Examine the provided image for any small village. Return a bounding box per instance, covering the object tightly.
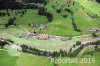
[0,0,100,66]
[18,26,100,41]
[19,28,72,41]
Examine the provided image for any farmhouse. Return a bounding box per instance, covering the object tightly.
[40,24,48,30]
[87,13,99,18]
[37,34,49,40]
[90,27,100,32]
[60,37,71,41]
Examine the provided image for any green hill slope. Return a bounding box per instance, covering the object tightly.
[0,0,100,37]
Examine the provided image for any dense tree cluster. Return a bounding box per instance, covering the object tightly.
[73,41,82,48]
[92,33,97,37]
[5,17,16,27]
[83,40,100,55]
[21,44,68,57]
[0,40,7,48]
[0,12,6,17]
[3,9,28,27]
[71,16,81,32]
[0,1,38,9]
[56,9,61,13]
[0,0,47,4]
[96,0,100,3]
[1,37,99,58]
[62,14,67,18]
[69,44,84,57]
[25,4,38,9]
[70,40,100,57]
[0,0,16,2]
[0,0,48,9]
[4,38,14,43]
[86,40,100,45]
[64,8,81,32]
[65,8,73,15]
[38,7,53,22]
[22,0,47,4]
[20,41,83,57]
[0,2,23,9]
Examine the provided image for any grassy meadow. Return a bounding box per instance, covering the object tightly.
[0,0,100,66]
[0,45,53,66]
[1,45,100,66]
[0,0,100,36]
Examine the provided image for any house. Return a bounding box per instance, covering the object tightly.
[40,24,48,30]
[37,34,49,40]
[90,27,100,32]
[60,37,71,41]
[90,27,97,32]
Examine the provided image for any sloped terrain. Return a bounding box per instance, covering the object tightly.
[0,0,100,66]
[0,0,100,36]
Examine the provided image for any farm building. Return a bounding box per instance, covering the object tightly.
[37,34,49,40]
[90,27,100,32]
[60,37,71,41]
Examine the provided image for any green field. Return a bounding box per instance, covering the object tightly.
[58,48,100,66]
[0,0,100,66]
[0,45,53,66]
[0,50,53,66]
[0,45,100,66]
[0,0,100,36]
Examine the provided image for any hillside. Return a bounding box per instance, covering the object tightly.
[0,0,100,66]
[0,0,100,36]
